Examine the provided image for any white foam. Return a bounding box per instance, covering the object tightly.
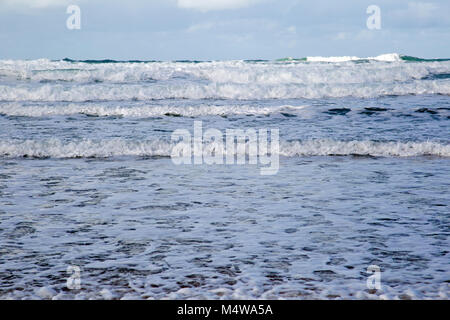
[0,55,448,86]
[1,56,449,100]
[0,79,448,101]
[1,138,448,158]
[0,138,173,158]
[35,287,56,299]
[306,53,402,63]
[0,103,307,117]
[280,140,450,157]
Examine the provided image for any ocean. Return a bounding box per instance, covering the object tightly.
[0,53,449,299]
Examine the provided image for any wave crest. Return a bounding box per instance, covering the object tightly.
[0,103,307,117]
[1,54,449,100]
[0,80,448,101]
[1,139,448,159]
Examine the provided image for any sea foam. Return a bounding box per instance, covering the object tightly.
[0,103,307,117]
[0,79,448,101]
[1,55,449,100]
[1,139,448,158]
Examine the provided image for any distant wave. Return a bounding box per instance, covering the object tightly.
[1,54,449,100]
[1,138,449,158]
[305,53,402,63]
[60,54,450,64]
[304,54,450,63]
[61,58,161,64]
[0,54,447,67]
[400,55,450,62]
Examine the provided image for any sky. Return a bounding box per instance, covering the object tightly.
[0,0,449,60]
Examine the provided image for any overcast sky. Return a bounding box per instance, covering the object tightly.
[0,0,449,60]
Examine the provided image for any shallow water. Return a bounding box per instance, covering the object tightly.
[0,57,449,299]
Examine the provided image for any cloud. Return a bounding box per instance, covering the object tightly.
[388,1,450,27]
[185,22,215,33]
[184,18,278,34]
[177,0,261,12]
[398,2,438,21]
[0,0,70,8]
[333,32,348,41]
[405,2,438,20]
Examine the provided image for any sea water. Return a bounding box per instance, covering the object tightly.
[0,54,449,299]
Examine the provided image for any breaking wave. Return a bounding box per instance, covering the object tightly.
[0,80,448,101]
[305,53,402,63]
[0,56,448,84]
[1,54,449,100]
[0,103,307,117]
[1,138,448,159]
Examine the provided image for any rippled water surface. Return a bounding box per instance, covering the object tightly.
[0,56,449,299]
